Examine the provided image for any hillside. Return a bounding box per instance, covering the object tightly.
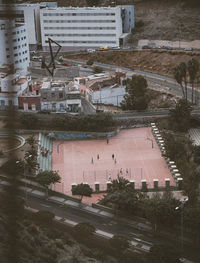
[68,50,200,78]
[132,0,200,41]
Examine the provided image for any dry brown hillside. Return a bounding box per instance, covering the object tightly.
[68,50,200,77]
[132,0,200,41]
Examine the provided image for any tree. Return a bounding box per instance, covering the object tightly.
[100,176,143,214]
[169,99,192,132]
[179,62,188,100]
[187,58,199,104]
[26,135,37,147]
[93,66,103,74]
[87,58,94,65]
[149,244,180,263]
[120,75,148,110]
[173,66,185,98]
[19,113,38,129]
[86,0,100,7]
[74,222,95,239]
[72,183,93,201]
[35,170,61,197]
[109,234,130,254]
[144,192,180,232]
[34,210,55,226]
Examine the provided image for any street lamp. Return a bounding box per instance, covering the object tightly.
[16,154,32,202]
[175,197,189,256]
[146,137,154,148]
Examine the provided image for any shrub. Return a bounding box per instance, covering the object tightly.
[34,210,55,226]
[74,222,95,239]
[109,234,130,252]
[86,58,94,65]
[93,66,103,74]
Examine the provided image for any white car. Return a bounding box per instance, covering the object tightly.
[87,49,96,53]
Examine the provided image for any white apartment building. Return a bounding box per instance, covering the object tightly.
[0,3,41,49]
[40,5,134,51]
[0,20,30,73]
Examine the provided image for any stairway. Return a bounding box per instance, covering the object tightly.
[38,133,53,171]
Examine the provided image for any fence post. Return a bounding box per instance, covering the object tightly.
[165,178,170,188]
[177,177,183,190]
[95,182,100,192]
[129,180,135,190]
[107,181,112,191]
[153,179,158,190]
[71,183,77,191]
[141,179,147,191]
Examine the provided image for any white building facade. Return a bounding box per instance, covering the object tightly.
[0,72,29,109]
[0,4,41,50]
[40,5,134,51]
[0,20,30,73]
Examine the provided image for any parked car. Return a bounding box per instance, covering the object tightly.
[184,47,193,51]
[112,46,120,50]
[142,45,150,49]
[87,49,96,53]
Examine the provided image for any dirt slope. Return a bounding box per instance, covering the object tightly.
[69,50,200,77]
[130,0,200,41]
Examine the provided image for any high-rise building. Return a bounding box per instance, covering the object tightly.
[0,19,30,73]
[40,5,134,51]
[0,3,41,50]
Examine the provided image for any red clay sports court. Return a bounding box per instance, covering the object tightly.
[52,128,175,202]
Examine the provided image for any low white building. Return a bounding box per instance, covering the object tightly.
[0,71,29,108]
[40,5,134,51]
[0,19,30,73]
[40,81,81,113]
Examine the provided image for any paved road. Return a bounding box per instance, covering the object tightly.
[26,195,199,262]
[114,108,200,119]
[27,195,154,247]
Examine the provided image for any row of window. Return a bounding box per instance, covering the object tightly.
[13,45,27,50]
[15,57,28,64]
[43,20,115,23]
[45,40,116,44]
[14,50,27,56]
[44,33,116,37]
[5,29,26,36]
[12,36,26,42]
[43,12,116,16]
[44,26,116,30]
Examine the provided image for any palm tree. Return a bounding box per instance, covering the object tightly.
[173,66,185,98]
[179,62,188,101]
[187,58,199,104]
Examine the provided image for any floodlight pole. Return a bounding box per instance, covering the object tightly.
[175,197,188,257]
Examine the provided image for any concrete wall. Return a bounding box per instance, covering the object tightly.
[92,86,126,107]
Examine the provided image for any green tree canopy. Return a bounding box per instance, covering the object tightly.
[72,183,93,201]
[86,0,100,7]
[149,243,180,263]
[169,99,192,132]
[187,58,199,103]
[74,222,95,239]
[109,234,130,253]
[35,170,61,196]
[121,75,148,110]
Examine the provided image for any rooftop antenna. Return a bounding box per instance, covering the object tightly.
[42,38,62,77]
